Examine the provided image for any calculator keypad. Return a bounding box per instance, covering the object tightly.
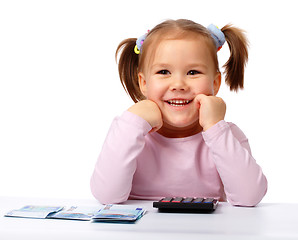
[153,197,218,213]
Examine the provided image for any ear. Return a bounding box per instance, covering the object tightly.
[213,72,221,96]
[138,72,148,98]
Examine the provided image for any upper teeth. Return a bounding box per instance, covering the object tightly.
[167,99,190,105]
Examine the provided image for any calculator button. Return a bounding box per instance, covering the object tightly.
[182,197,194,203]
[172,197,184,203]
[204,198,214,203]
[160,197,173,202]
[193,198,204,203]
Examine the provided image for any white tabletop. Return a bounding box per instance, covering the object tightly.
[1,196,297,240]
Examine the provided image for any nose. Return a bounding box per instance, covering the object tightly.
[170,75,187,91]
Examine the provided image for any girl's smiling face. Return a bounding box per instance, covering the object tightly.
[138,36,221,137]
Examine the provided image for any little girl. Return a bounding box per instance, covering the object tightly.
[90,19,267,206]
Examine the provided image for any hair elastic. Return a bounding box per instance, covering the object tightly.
[134,31,149,55]
[207,24,226,51]
[134,26,224,54]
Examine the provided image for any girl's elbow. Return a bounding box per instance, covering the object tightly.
[245,176,268,207]
[229,184,268,207]
[90,179,129,204]
[230,196,262,207]
[94,193,128,205]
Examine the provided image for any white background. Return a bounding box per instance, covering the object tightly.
[0,0,297,202]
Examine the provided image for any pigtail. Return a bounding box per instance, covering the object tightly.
[221,24,249,91]
[116,38,144,103]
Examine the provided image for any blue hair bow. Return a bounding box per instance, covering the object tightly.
[134,31,149,54]
[207,24,226,51]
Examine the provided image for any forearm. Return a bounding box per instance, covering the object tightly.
[90,111,152,204]
[203,120,267,206]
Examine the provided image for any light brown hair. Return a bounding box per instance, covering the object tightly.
[116,19,248,103]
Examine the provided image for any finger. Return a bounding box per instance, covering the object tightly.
[194,94,208,105]
[148,123,163,134]
[148,128,157,134]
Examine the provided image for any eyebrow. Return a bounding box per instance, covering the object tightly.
[151,63,171,69]
[186,63,208,70]
[151,63,208,70]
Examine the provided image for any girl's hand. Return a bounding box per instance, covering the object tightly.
[128,100,163,133]
[195,94,226,131]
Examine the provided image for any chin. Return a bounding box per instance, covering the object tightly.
[164,118,199,129]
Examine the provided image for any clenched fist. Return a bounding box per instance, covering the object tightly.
[195,94,226,131]
[128,100,163,133]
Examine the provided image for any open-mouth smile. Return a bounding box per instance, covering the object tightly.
[165,99,193,107]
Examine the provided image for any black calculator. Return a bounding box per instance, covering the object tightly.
[153,197,219,213]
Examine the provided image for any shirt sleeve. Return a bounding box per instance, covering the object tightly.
[202,120,268,206]
[90,111,152,204]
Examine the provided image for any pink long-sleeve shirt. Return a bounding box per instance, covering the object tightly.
[90,111,267,206]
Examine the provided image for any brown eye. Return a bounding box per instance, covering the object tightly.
[157,70,170,75]
[187,70,201,75]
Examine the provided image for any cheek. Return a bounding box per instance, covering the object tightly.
[193,80,215,95]
[146,81,165,100]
